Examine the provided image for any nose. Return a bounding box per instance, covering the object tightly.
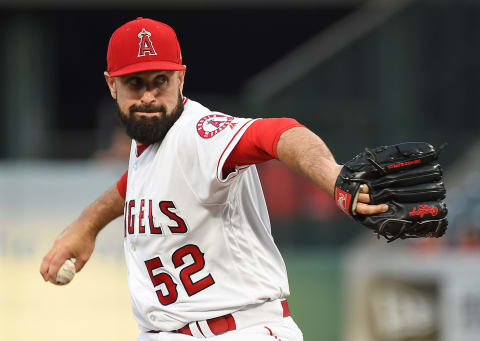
[140,90,156,105]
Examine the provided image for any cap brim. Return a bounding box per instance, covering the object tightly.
[109,61,186,76]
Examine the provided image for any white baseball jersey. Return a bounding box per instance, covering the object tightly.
[123,98,290,333]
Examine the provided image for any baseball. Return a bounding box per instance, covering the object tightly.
[55,258,76,285]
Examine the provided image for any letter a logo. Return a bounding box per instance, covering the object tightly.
[137,28,157,57]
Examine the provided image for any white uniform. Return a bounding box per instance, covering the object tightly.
[124,98,302,340]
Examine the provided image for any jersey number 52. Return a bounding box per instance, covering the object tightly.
[144,244,215,305]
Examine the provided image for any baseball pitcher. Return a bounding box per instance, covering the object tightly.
[40,17,447,341]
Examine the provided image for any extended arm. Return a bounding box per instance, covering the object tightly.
[40,185,125,284]
[224,119,387,215]
[276,126,387,215]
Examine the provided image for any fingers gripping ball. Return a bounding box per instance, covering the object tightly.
[334,142,448,242]
[55,258,76,285]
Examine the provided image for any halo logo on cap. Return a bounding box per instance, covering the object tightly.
[137,28,157,57]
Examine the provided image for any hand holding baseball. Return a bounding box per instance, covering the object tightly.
[40,186,124,285]
[40,222,96,285]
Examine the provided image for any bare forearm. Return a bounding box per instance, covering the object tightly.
[40,185,125,283]
[72,185,125,237]
[276,127,342,197]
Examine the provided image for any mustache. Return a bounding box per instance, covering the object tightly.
[129,104,167,115]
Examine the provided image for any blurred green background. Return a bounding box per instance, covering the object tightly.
[285,250,342,341]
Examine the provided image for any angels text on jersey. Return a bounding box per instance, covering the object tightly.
[123,198,188,236]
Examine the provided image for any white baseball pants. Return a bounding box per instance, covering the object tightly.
[137,316,303,341]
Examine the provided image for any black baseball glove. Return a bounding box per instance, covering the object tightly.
[334,142,448,242]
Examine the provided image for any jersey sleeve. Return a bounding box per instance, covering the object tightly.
[214,117,259,182]
[175,111,256,190]
[173,102,303,204]
[222,118,304,177]
[116,170,128,199]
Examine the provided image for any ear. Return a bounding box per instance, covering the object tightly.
[177,70,186,95]
[104,71,117,99]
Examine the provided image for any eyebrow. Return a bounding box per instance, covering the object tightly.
[122,71,172,81]
[121,75,142,83]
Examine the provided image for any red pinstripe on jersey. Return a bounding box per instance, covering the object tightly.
[216,119,255,181]
[264,326,282,340]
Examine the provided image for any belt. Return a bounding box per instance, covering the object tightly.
[149,299,290,338]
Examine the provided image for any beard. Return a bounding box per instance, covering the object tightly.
[116,91,184,145]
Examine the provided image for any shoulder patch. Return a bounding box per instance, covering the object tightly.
[197,114,234,139]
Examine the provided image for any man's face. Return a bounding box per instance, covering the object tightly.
[104,70,185,144]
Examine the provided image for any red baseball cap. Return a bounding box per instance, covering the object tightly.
[107,17,186,76]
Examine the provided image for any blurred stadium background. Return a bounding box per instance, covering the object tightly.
[1,0,480,340]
